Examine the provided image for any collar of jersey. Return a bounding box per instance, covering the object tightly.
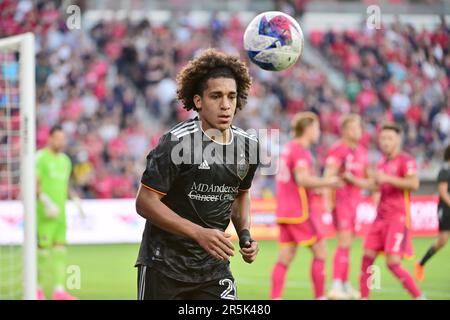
[195,117,234,146]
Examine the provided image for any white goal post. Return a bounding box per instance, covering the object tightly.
[0,32,37,300]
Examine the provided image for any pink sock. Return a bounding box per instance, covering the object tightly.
[271,262,287,299]
[387,263,422,299]
[333,247,350,282]
[311,258,325,299]
[359,255,375,299]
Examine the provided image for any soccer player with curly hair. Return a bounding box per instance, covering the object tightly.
[135,49,260,300]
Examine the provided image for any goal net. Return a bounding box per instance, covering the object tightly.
[0,33,37,300]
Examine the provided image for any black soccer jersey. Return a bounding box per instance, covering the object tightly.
[136,117,260,283]
[438,163,450,209]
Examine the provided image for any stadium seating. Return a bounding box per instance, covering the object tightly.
[1,0,448,199]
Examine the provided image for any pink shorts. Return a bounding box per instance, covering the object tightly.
[363,219,413,257]
[278,219,323,247]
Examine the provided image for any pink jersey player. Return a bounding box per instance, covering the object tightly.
[326,140,368,232]
[360,124,423,300]
[325,115,371,300]
[271,112,340,300]
[276,140,323,245]
[364,152,416,257]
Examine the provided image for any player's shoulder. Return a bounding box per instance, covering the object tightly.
[166,118,200,140]
[61,152,71,163]
[36,148,47,159]
[356,143,368,153]
[288,140,310,159]
[231,125,258,143]
[331,140,345,150]
[398,151,415,163]
[154,118,200,150]
[36,147,51,162]
[377,154,387,166]
[327,140,346,155]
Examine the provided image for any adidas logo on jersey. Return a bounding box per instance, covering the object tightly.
[198,160,210,170]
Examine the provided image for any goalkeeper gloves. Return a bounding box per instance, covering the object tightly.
[72,196,86,219]
[39,192,59,218]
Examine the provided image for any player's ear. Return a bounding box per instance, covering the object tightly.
[193,94,202,111]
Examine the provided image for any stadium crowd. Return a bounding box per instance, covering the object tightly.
[0,0,449,199]
[311,18,449,167]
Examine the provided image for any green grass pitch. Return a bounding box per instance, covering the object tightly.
[1,238,449,299]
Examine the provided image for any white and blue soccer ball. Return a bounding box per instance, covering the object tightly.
[243,11,304,71]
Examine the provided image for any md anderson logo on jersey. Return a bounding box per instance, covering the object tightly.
[188,182,239,202]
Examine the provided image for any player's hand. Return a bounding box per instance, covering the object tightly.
[326,176,343,188]
[366,179,379,192]
[45,204,60,219]
[374,171,390,184]
[239,240,259,264]
[39,192,60,219]
[73,196,86,220]
[342,171,354,183]
[195,228,235,261]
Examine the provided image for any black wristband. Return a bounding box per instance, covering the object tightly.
[238,229,254,248]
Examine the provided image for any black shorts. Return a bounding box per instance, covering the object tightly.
[137,265,237,300]
[438,205,450,231]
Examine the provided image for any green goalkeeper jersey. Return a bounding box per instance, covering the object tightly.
[36,148,72,216]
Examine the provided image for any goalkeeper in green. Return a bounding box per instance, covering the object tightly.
[36,125,84,300]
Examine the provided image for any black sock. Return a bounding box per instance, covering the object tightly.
[419,246,436,266]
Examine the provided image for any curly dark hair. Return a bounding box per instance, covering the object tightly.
[176,48,252,112]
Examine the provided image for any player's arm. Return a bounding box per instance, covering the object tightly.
[69,187,86,218]
[136,185,234,261]
[323,160,340,212]
[438,182,450,207]
[343,166,377,191]
[295,165,341,189]
[376,157,419,191]
[372,190,381,206]
[67,159,86,218]
[437,169,450,207]
[231,190,259,264]
[375,172,420,191]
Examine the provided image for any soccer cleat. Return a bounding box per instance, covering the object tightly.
[327,287,349,300]
[414,262,425,282]
[344,284,361,300]
[37,289,46,300]
[52,291,78,300]
[416,294,427,300]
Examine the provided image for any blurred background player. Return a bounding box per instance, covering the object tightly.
[324,114,371,300]
[36,125,84,300]
[415,144,450,281]
[359,123,424,300]
[270,112,341,300]
[134,49,260,300]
